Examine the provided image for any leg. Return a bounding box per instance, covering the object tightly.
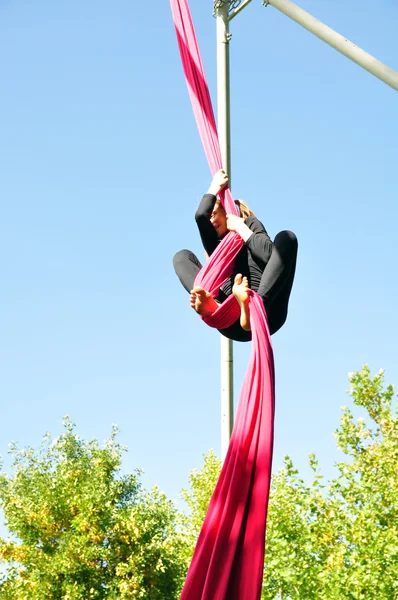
[257,231,298,335]
[173,250,219,317]
[173,251,252,342]
[173,249,202,293]
[232,274,251,331]
[189,287,219,318]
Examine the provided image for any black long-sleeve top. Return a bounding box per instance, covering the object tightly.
[195,193,273,302]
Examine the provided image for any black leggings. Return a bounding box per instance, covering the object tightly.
[173,230,298,341]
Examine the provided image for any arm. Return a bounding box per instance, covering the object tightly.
[244,217,273,266]
[227,214,273,266]
[195,193,219,256]
[195,169,229,256]
[225,214,254,242]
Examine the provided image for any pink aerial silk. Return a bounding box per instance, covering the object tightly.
[170,2,275,599]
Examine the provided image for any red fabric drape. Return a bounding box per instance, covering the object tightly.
[170,2,275,598]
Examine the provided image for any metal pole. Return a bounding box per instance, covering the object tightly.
[216,2,234,460]
[228,0,253,22]
[264,0,398,92]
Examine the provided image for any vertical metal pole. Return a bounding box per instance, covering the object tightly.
[216,3,234,460]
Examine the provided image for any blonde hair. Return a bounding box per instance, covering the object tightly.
[234,199,255,219]
[215,198,256,219]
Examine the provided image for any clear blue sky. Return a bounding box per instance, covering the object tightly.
[1,0,397,524]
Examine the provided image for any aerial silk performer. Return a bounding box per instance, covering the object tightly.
[173,169,297,341]
[170,1,298,598]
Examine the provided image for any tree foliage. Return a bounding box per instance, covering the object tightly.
[179,449,221,560]
[0,418,187,599]
[262,365,398,599]
[0,366,397,599]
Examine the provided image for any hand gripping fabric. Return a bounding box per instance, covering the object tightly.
[170,2,275,598]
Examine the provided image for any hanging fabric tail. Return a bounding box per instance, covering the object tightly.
[182,293,274,600]
[170,1,276,599]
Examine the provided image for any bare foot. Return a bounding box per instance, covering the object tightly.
[232,274,251,331]
[190,286,219,317]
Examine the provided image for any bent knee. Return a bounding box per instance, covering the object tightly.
[173,249,191,269]
[274,230,298,250]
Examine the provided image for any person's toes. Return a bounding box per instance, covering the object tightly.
[192,286,205,296]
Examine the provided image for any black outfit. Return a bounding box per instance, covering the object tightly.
[173,193,298,341]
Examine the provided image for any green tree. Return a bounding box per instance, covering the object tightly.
[180,449,221,560]
[174,366,398,599]
[1,366,397,599]
[262,365,398,599]
[0,418,188,599]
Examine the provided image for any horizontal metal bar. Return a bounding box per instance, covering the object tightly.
[228,0,253,22]
[265,0,398,92]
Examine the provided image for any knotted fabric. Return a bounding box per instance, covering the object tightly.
[170,2,275,598]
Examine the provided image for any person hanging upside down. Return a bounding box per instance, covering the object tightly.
[173,169,298,341]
